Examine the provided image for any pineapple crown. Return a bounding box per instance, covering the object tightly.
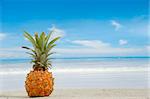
[22,31,60,69]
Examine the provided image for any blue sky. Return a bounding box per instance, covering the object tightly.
[0,0,149,58]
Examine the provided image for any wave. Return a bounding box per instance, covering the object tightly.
[0,67,149,75]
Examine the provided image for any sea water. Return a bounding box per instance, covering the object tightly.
[0,57,149,91]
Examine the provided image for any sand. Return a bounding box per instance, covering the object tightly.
[0,89,149,99]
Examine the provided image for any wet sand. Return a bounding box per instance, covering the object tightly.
[0,89,149,99]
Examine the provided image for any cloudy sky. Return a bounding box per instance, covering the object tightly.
[0,0,149,58]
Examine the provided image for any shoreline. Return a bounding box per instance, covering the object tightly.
[0,88,149,99]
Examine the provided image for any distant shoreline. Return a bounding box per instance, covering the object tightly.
[0,56,149,64]
[1,56,150,60]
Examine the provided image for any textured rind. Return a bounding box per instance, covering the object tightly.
[25,70,54,97]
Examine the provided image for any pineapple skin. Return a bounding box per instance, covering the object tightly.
[25,70,54,97]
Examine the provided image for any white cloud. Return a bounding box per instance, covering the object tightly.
[0,40,149,58]
[54,40,147,57]
[72,40,110,48]
[54,47,144,57]
[147,45,150,50]
[48,25,65,39]
[119,39,128,45]
[110,20,122,31]
[0,47,28,58]
[146,45,150,55]
[0,33,6,40]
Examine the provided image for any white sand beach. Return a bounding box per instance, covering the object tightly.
[0,58,149,99]
[0,89,149,99]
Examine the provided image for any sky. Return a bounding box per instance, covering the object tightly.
[0,0,149,58]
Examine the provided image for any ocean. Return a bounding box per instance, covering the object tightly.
[0,57,149,91]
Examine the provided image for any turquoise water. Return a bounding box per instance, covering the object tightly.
[0,57,149,91]
[0,56,149,64]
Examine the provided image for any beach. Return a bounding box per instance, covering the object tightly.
[0,89,149,99]
[0,58,149,98]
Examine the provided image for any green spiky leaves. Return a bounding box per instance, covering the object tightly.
[22,31,60,69]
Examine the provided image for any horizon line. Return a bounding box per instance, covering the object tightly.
[0,56,150,60]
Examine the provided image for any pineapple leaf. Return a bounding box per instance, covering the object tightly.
[40,32,46,51]
[22,46,37,55]
[47,37,60,49]
[37,62,44,67]
[24,31,37,48]
[40,53,46,63]
[34,33,42,50]
[35,48,41,58]
[26,52,36,58]
[46,44,56,54]
[31,60,36,63]
[44,31,52,50]
[22,31,60,69]
[47,52,56,57]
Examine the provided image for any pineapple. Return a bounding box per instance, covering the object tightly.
[22,31,60,97]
